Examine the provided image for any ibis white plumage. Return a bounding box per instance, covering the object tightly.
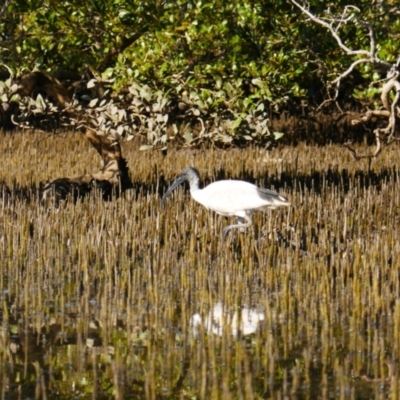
[162,167,290,236]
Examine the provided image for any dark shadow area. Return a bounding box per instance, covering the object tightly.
[1,163,397,208]
[41,157,134,206]
[209,164,398,196]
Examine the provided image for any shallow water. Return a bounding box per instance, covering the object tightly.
[0,132,399,398]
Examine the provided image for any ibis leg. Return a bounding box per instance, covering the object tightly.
[222,215,253,238]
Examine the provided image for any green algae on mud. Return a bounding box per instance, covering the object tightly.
[0,131,399,399]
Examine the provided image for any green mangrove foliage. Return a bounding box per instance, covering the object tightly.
[1,0,400,147]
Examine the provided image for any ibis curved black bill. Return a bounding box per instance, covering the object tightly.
[161,175,186,206]
[162,167,201,206]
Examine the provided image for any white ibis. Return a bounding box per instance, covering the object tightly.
[190,303,265,337]
[162,167,290,237]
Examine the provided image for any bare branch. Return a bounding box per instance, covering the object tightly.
[292,0,400,160]
[291,1,389,103]
[333,5,360,31]
[291,1,392,69]
[316,60,372,110]
[331,57,371,92]
[346,75,400,159]
[291,0,370,57]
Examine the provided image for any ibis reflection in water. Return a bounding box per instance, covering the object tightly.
[162,167,290,237]
[190,303,265,337]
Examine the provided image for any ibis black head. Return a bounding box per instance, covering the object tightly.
[161,167,201,206]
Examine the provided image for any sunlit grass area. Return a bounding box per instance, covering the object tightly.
[0,130,400,399]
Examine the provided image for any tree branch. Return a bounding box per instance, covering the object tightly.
[291,1,370,57]
[291,1,392,70]
[292,0,400,160]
